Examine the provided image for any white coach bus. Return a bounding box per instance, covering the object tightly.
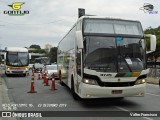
[4,47,30,76]
[57,16,156,99]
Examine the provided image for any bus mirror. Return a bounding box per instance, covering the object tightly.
[145,34,156,54]
[76,31,83,49]
[29,53,31,59]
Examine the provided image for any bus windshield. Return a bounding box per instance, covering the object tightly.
[84,36,146,72]
[6,52,29,66]
[84,19,143,36]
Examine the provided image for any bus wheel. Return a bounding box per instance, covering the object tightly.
[59,72,64,86]
[23,74,26,77]
[5,72,9,77]
[71,79,79,100]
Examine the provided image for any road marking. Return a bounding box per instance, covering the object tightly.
[115,106,154,120]
[115,106,128,111]
[146,93,160,97]
[142,117,155,120]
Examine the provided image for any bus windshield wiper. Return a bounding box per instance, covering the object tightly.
[18,59,24,66]
[120,54,132,72]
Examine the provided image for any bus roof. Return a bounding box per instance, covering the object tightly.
[78,16,140,23]
[58,16,141,45]
[5,47,28,52]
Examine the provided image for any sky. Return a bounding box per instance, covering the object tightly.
[0,0,159,49]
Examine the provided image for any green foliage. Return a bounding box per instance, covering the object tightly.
[48,47,57,63]
[144,26,160,60]
[29,44,41,49]
[29,49,47,54]
[28,44,48,63]
[144,26,160,51]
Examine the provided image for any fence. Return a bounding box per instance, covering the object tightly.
[147,68,160,78]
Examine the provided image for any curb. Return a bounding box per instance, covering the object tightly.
[146,82,159,85]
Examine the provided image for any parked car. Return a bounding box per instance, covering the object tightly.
[43,64,58,79]
[34,63,44,73]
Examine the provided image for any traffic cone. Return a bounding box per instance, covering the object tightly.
[37,72,41,80]
[51,73,56,90]
[28,71,37,93]
[43,73,46,84]
[44,77,50,86]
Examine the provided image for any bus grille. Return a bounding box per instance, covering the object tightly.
[101,81,135,87]
[12,71,24,74]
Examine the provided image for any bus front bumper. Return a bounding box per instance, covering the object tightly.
[79,83,146,98]
[5,70,29,75]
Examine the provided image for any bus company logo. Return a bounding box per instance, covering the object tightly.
[100,74,112,77]
[4,2,29,16]
[139,3,158,14]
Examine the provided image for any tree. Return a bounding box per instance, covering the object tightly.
[49,47,57,63]
[144,26,160,60]
[29,44,41,49]
[144,26,160,50]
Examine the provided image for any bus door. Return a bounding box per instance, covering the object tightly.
[76,49,83,91]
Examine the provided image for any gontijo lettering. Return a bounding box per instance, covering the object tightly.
[4,2,29,16]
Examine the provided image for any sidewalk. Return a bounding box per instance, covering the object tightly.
[0,69,17,120]
[146,77,160,85]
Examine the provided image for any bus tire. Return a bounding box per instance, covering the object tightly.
[59,71,64,86]
[71,78,79,100]
[23,74,26,77]
[115,97,124,100]
[5,72,9,77]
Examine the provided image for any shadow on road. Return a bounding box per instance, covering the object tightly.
[78,98,138,108]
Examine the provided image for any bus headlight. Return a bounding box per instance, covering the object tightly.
[135,79,146,85]
[83,78,98,85]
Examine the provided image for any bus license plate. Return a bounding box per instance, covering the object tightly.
[112,90,122,94]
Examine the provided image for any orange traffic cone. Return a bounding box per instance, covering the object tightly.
[51,73,56,90]
[37,72,41,80]
[28,71,37,93]
[44,77,50,86]
[43,73,46,84]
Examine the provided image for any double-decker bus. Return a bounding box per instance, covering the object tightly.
[4,47,30,76]
[35,57,51,65]
[57,16,156,99]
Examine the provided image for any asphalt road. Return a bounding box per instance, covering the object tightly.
[1,71,160,120]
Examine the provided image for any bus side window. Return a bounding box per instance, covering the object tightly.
[76,52,81,76]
